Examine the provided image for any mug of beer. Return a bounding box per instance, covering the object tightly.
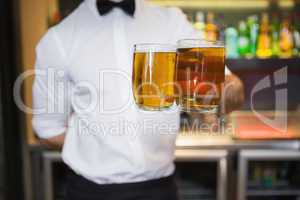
[132,44,176,110]
[175,39,225,113]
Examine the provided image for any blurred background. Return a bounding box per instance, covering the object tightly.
[1,0,300,200]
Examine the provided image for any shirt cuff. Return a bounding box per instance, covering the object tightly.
[32,118,67,139]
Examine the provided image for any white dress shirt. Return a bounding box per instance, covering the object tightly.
[32,0,219,184]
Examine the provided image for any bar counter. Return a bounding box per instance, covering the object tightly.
[176,134,300,150]
[28,111,300,200]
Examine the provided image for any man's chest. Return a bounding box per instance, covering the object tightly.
[67,21,174,84]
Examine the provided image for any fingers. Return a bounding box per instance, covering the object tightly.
[221,74,245,114]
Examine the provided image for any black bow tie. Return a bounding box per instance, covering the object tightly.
[97,0,135,17]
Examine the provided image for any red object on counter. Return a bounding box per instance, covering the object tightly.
[232,112,300,140]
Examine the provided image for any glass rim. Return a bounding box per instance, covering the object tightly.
[134,43,177,53]
[177,39,224,48]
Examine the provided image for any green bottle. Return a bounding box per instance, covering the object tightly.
[225,27,239,58]
[238,21,250,58]
[193,11,206,39]
[293,30,300,57]
[247,15,259,58]
[292,12,300,57]
[271,12,280,57]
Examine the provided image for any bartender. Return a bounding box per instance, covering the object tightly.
[32,0,244,199]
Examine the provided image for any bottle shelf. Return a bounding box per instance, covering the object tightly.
[149,0,294,10]
[226,57,300,70]
[238,150,300,200]
[247,188,300,196]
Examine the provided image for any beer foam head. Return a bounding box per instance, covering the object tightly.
[177,39,224,49]
[134,43,177,53]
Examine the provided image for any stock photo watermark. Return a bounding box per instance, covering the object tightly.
[13,66,289,137]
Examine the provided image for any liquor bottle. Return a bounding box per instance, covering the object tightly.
[253,163,263,185]
[217,14,226,41]
[293,29,300,57]
[278,162,290,184]
[262,165,276,188]
[271,12,280,57]
[225,27,239,58]
[256,13,272,58]
[187,13,194,25]
[194,11,205,39]
[292,12,300,57]
[48,0,61,27]
[247,15,259,58]
[205,12,218,42]
[279,16,294,58]
[237,21,250,58]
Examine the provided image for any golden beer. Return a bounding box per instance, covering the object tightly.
[132,44,176,110]
[176,40,225,112]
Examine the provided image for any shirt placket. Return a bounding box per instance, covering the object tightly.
[112,10,146,174]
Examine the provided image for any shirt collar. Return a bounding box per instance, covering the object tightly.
[85,0,145,19]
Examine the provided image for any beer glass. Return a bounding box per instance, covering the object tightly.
[175,39,225,113]
[132,44,176,110]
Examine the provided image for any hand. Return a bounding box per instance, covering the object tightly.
[221,74,245,114]
[40,134,65,150]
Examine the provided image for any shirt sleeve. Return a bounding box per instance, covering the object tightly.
[225,65,232,75]
[32,28,73,139]
[169,7,198,42]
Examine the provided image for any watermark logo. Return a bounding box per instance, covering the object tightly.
[13,66,289,137]
[250,67,288,133]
